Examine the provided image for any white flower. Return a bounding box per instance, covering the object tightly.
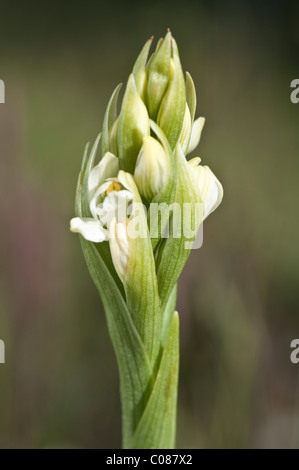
[70,154,133,243]
[189,158,223,220]
[88,151,119,198]
[187,117,205,154]
[90,182,132,226]
[134,136,170,201]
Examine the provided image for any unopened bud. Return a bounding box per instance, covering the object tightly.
[157,38,186,149]
[146,31,172,120]
[190,162,223,220]
[134,136,170,201]
[117,74,150,174]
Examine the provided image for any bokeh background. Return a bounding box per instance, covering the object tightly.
[0,0,299,448]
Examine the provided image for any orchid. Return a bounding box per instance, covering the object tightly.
[70,31,223,449]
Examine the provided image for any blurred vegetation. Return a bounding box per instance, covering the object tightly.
[0,0,299,448]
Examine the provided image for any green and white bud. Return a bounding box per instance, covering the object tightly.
[189,159,223,220]
[117,74,150,174]
[134,135,171,201]
[157,38,186,149]
[146,31,171,120]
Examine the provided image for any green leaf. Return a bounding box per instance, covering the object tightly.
[186,72,196,124]
[130,312,179,449]
[133,38,152,100]
[75,142,90,216]
[156,144,203,310]
[101,83,122,157]
[79,237,154,449]
[117,172,162,370]
[76,143,155,447]
[161,284,177,348]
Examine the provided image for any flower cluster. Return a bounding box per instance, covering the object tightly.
[71,31,223,264]
[70,31,223,449]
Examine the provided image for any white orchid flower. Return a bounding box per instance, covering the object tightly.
[71,32,224,450]
[70,153,133,243]
[189,157,223,220]
[88,151,119,198]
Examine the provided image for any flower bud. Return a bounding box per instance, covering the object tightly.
[157,38,186,149]
[109,218,130,283]
[117,74,150,174]
[134,136,171,201]
[189,162,223,220]
[146,31,171,120]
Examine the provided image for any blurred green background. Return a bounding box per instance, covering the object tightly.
[0,0,299,448]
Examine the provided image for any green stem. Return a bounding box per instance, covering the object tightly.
[129,312,180,449]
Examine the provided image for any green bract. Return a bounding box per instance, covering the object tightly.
[70,31,223,449]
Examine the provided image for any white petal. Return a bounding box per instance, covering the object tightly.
[98,190,133,227]
[117,170,135,193]
[109,218,130,283]
[89,181,115,219]
[192,165,223,220]
[70,217,107,242]
[88,152,119,198]
[188,157,201,167]
[187,117,205,154]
